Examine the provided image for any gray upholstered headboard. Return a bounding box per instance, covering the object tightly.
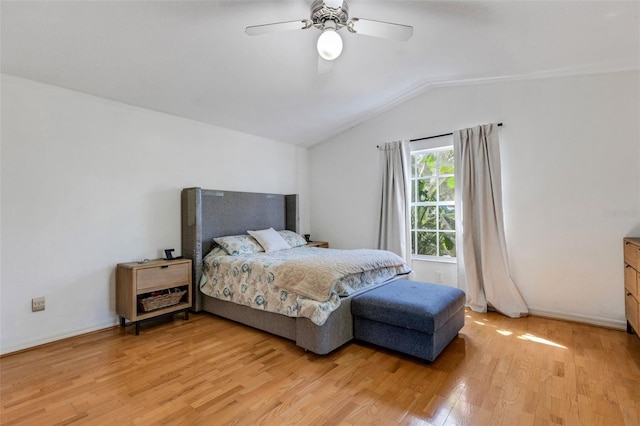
[181,187,299,311]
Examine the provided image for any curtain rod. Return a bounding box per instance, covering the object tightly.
[410,122,503,143]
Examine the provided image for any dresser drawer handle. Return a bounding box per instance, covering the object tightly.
[161,265,169,269]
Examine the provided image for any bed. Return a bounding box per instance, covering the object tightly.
[181,187,411,354]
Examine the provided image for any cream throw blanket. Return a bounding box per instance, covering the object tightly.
[277,249,407,302]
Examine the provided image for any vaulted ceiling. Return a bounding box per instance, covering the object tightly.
[2,1,638,146]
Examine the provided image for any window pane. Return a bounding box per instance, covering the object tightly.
[413,206,421,229]
[411,180,415,203]
[437,150,454,174]
[410,206,415,228]
[439,232,456,257]
[416,153,436,177]
[411,231,416,254]
[416,231,437,256]
[412,153,422,177]
[438,206,455,230]
[439,176,455,201]
[417,178,437,202]
[416,206,436,229]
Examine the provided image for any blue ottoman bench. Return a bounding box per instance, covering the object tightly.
[351,280,465,362]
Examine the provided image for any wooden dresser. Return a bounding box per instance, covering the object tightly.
[624,237,640,337]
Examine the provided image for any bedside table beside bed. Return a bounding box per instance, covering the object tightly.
[116,258,192,335]
[306,241,329,248]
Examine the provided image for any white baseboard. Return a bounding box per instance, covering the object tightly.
[527,306,627,331]
[1,320,119,356]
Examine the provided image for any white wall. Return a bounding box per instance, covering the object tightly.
[0,75,310,354]
[309,71,640,328]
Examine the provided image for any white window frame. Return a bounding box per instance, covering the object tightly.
[409,137,456,263]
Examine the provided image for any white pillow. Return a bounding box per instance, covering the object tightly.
[248,228,291,252]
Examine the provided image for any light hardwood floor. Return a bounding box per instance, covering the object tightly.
[2,309,639,425]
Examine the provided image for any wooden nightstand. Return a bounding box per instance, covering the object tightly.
[307,241,329,248]
[116,258,192,335]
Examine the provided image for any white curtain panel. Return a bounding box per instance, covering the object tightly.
[377,140,411,263]
[454,124,528,318]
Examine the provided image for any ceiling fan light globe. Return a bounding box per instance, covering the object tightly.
[317,29,343,61]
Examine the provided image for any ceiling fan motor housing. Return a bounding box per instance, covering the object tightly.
[311,0,349,28]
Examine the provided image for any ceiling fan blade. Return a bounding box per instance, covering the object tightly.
[318,55,333,74]
[245,19,311,36]
[347,18,413,41]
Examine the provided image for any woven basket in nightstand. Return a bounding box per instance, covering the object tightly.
[138,289,186,312]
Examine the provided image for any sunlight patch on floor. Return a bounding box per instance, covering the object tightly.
[517,333,567,349]
[467,311,567,349]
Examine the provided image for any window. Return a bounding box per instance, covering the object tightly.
[410,146,456,259]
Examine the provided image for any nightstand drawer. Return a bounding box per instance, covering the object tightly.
[626,291,639,334]
[624,264,638,298]
[137,262,190,292]
[625,240,639,269]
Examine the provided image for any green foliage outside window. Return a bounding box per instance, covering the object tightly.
[410,148,456,258]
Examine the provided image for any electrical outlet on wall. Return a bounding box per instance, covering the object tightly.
[32,297,45,312]
[435,271,444,283]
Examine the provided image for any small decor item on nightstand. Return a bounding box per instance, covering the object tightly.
[139,288,187,312]
[304,234,311,242]
[164,248,183,260]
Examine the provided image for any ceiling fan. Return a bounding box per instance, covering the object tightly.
[245,0,413,63]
